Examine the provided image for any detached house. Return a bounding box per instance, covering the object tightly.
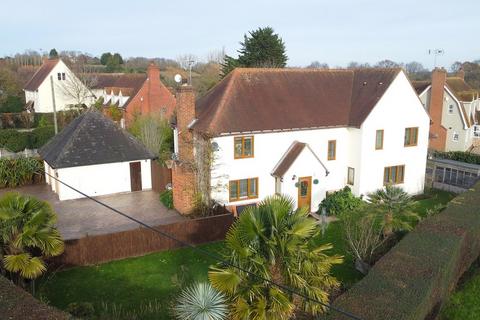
[90,63,176,126]
[24,58,94,113]
[172,68,430,214]
[39,110,155,200]
[412,69,480,152]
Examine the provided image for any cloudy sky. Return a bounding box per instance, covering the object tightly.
[1,0,478,69]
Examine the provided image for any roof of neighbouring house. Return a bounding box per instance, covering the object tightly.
[192,68,402,135]
[412,77,479,102]
[271,141,306,177]
[23,59,60,91]
[89,73,146,91]
[39,109,155,169]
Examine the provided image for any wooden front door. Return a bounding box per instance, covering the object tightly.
[297,176,312,212]
[130,162,142,192]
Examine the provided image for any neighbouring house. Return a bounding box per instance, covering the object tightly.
[90,63,176,126]
[412,68,480,152]
[39,109,155,200]
[171,68,430,215]
[24,58,95,113]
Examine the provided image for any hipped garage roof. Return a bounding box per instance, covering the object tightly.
[39,110,155,169]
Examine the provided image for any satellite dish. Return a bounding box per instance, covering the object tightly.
[174,74,182,83]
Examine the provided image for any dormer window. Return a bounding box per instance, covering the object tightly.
[234,136,254,159]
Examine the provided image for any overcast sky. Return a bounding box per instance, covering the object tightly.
[1,0,478,69]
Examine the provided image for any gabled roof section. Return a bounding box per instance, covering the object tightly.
[446,77,478,102]
[193,68,401,135]
[271,141,306,178]
[89,73,146,91]
[39,109,155,169]
[411,80,431,96]
[24,59,60,91]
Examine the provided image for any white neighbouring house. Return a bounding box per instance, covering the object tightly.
[172,68,430,215]
[24,58,95,113]
[39,110,155,200]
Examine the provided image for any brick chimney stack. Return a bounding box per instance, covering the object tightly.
[429,68,448,151]
[172,85,197,215]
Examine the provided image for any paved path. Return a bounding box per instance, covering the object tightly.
[0,185,186,240]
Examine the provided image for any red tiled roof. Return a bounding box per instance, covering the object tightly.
[193,68,401,135]
[24,59,59,91]
[88,73,146,91]
[272,141,306,177]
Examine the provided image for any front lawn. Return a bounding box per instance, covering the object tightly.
[38,189,455,319]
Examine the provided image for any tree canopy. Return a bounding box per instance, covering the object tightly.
[221,27,288,78]
[49,48,58,59]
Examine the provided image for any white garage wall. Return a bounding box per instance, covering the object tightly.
[53,159,152,201]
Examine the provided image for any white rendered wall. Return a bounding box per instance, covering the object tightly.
[33,60,94,113]
[358,71,430,196]
[208,71,429,209]
[53,159,152,201]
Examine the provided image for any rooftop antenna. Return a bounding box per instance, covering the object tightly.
[428,49,444,68]
[186,60,195,85]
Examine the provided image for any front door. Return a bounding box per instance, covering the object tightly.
[130,162,142,192]
[297,176,312,212]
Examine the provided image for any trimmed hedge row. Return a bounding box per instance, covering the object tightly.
[433,150,480,165]
[0,126,55,152]
[329,183,480,320]
[0,276,69,320]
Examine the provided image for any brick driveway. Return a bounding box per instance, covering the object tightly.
[0,185,185,240]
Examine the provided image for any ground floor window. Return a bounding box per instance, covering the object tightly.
[384,165,405,185]
[229,178,258,202]
[347,167,355,185]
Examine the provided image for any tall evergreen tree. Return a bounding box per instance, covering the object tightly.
[48,48,58,59]
[100,52,112,65]
[220,26,288,78]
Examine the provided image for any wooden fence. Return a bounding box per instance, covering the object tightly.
[53,213,234,267]
[151,161,172,192]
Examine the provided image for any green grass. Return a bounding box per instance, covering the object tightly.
[411,189,456,217]
[441,268,480,320]
[38,242,224,319]
[38,189,455,319]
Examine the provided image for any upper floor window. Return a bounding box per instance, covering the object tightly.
[384,165,405,185]
[404,127,418,147]
[62,72,66,80]
[375,129,384,150]
[234,136,254,159]
[327,140,336,160]
[229,177,258,202]
[57,73,61,80]
[448,104,454,114]
[453,132,459,141]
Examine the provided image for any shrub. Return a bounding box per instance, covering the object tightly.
[29,126,55,149]
[0,157,43,187]
[66,302,95,318]
[328,182,480,320]
[0,129,21,148]
[37,115,51,128]
[0,96,24,113]
[5,132,29,152]
[433,150,480,165]
[173,282,228,320]
[319,186,364,216]
[159,189,173,209]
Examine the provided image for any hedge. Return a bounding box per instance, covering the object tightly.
[0,126,55,152]
[328,182,480,320]
[0,276,69,320]
[433,150,480,165]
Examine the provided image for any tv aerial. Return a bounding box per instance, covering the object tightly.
[428,49,444,68]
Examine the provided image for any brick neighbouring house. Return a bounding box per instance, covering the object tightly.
[90,63,176,126]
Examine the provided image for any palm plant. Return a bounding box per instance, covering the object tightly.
[209,195,343,319]
[173,282,228,320]
[367,185,417,236]
[0,192,64,285]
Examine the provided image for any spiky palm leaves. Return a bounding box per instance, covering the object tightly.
[368,185,418,236]
[174,282,228,320]
[209,195,343,319]
[0,192,64,281]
